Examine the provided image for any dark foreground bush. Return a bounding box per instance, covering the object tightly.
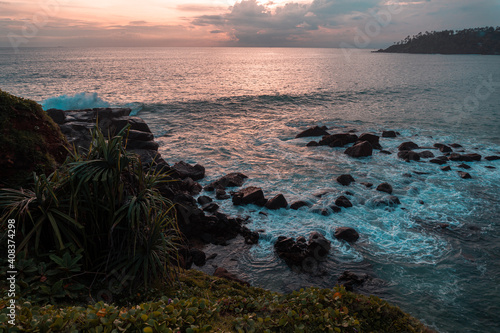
[0,270,435,332]
[0,124,179,289]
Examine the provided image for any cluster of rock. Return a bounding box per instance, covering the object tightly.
[47,108,167,168]
[297,125,500,179]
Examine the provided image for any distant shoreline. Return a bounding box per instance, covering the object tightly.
[375,27,500,56]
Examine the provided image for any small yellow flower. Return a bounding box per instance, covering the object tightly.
[143,327,153,333]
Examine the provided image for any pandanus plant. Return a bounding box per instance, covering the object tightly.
[0,125,180,288]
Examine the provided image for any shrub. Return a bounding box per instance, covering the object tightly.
[0,125,180,289]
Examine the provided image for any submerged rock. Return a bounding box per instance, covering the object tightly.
[214,267,250,286]
[441,166,452,171]
[338,271,372,291]
[430,157,448,165]
[216,188,230,200]
[376,182,393,194]
[382,130,397,138]
[290,200,310,210]
[398,150,420,162]
[306,141,319,147]
[434,143,453,153]
[335,195,353,208]
[458,171,472,179]
[485,155,500,161]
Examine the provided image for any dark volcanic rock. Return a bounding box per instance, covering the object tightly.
[338,271,371,292]
[458,171,472,179]
[265,194,288,210]
[360,182,373,188]
[334,227,360,243]
[216,189,230,200]
[398,141,419,151]
[376,182,393,194]
[308,232,331,258]
[434,143,452,153]
[449,153,482,162]
[344,141,373,158]
[214,267,250,286]
[330,205,341,213]
[449,143,462,148]
[398,150,420,161]
[373,195,401,207]
[202,202,219,213]
[335,195,353,208]
[274,232,331,271]
[418,150,435,159]
[232,186,265,206]
[306,141,319,147]
[441,166,452,171]
[290,200,310,210]
[379,150,392,155]
[197,195,212,206]
[382,130,397,138]
[430,157,448,165]
[458,163,471,169]
[358,133,380,145]
[296,126,330,138]
[485,155,500,161]
[190,248,206,267]
[336,174,355,186]
[173,161,205,181]
[205,172,248,191]
[319,133,358,146]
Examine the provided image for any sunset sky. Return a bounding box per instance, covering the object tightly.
[0,0,498,48]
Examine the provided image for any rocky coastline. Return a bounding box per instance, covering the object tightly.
[44,107,500,294]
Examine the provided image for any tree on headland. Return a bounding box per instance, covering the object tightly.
[377,27,500,55]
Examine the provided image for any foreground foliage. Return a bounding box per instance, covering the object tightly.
[0,270,434,332]
[0,125,179,289]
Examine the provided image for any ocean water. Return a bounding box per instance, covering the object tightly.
[1,47,500,332]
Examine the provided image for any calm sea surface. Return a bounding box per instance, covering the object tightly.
[1,47,500,332]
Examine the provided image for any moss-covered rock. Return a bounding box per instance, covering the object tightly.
[0,90,69,187]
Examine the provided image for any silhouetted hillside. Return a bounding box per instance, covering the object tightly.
[377,27,500,55]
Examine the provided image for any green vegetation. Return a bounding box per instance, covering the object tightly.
[0,125,180,289]
[0,89,69,187]
[0,269,434,332]
[378,26,500,55]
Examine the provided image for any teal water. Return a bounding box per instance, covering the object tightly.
[1,47,500,332]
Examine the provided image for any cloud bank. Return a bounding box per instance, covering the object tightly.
[0,0,498,48]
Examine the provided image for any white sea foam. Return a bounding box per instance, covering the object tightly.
[40,92,110,110]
